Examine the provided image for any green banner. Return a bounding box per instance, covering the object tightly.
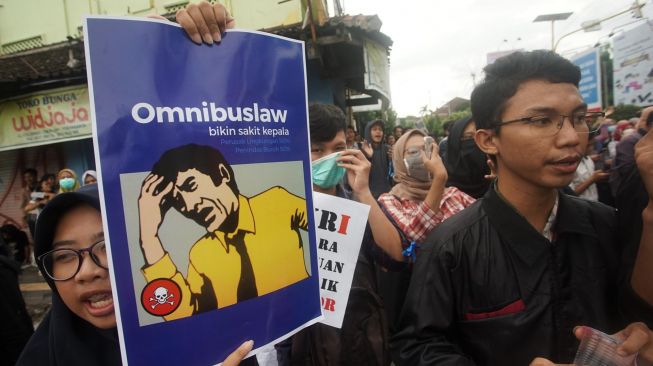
[0,86,91,151]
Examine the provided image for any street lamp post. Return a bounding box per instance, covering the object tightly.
[534,12,573,50]
[552,1,646,52]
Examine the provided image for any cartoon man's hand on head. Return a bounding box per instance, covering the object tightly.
[138,173,173,265]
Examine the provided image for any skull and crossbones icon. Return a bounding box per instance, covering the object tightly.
[149,286,175,309]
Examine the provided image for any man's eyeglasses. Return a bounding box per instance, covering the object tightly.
[493,111,604,137]
[38,240,108,281]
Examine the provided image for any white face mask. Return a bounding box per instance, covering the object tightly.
[403,155,430,182]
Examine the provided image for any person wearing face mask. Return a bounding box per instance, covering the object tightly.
[375,129,476,332]
[57,168,81,193]
[445,116,494,199]
[378,129,475,247]
[283,103,405,366]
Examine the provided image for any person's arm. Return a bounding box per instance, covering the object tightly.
[422,145,448,213]
[338,149,403,261]
[391,239,475,365]
[631,128,653,305]
[23,200,40,213]
[572,170,609,195]
[20,189,31,210]
[138,174,171,265]
[639,327,653,365]
[23,192,54,213]
[137,174,213,318]
[529,323,652,366]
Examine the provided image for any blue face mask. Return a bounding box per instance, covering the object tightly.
[312,152,346,189]
[59,177,75,191]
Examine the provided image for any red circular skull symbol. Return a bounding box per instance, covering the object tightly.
[141,278,182,316]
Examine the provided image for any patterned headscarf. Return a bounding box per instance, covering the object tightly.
[56,168,81,192]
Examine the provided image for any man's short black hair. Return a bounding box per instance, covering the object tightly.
[23,168,37,177]
[151,144,239,197]
[41,173,55,182]
[309,103,347,143]
[471,50,581,130]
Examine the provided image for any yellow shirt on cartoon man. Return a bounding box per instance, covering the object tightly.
[142,186,309,320]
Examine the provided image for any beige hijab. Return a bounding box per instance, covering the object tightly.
[389,129,432,201]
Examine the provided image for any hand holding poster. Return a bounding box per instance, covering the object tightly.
[84,17,321,365]
[313,192,370,328]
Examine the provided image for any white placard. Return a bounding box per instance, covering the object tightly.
[313,192,370,329]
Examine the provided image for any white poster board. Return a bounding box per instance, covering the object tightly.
[313,192,370,329]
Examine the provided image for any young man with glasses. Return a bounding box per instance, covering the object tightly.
[391,50,653,365]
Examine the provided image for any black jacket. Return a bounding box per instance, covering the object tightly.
[391,187,653,365]
[0,254,33,366]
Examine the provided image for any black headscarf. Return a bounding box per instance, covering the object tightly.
[16,184,122,366]
[445,116,491,199]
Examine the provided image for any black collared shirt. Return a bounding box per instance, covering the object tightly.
[391,187,653,365]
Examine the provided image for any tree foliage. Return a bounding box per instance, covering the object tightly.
[353,107,398,135]
[609,104,641,121]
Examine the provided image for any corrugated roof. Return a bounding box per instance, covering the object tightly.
[0,40,85,82]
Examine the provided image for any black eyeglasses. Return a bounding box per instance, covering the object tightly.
[493,111,604,137]
[38,240,108,281]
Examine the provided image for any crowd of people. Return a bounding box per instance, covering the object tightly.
[1,169,98,268]
[3,1,653,365]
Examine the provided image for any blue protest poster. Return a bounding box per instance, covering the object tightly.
[83,16,321,365]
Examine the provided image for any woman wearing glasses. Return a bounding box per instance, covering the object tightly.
[375,129,475,331]
[16,185,251,365]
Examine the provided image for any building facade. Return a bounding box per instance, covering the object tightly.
[0,0,392,230]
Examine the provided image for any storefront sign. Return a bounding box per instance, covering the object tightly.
[0,86,91,151]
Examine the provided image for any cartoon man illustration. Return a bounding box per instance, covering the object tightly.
[138,143,309,320]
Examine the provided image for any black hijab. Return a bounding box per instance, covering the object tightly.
[16,184,122,366]
[445,116,491,199]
